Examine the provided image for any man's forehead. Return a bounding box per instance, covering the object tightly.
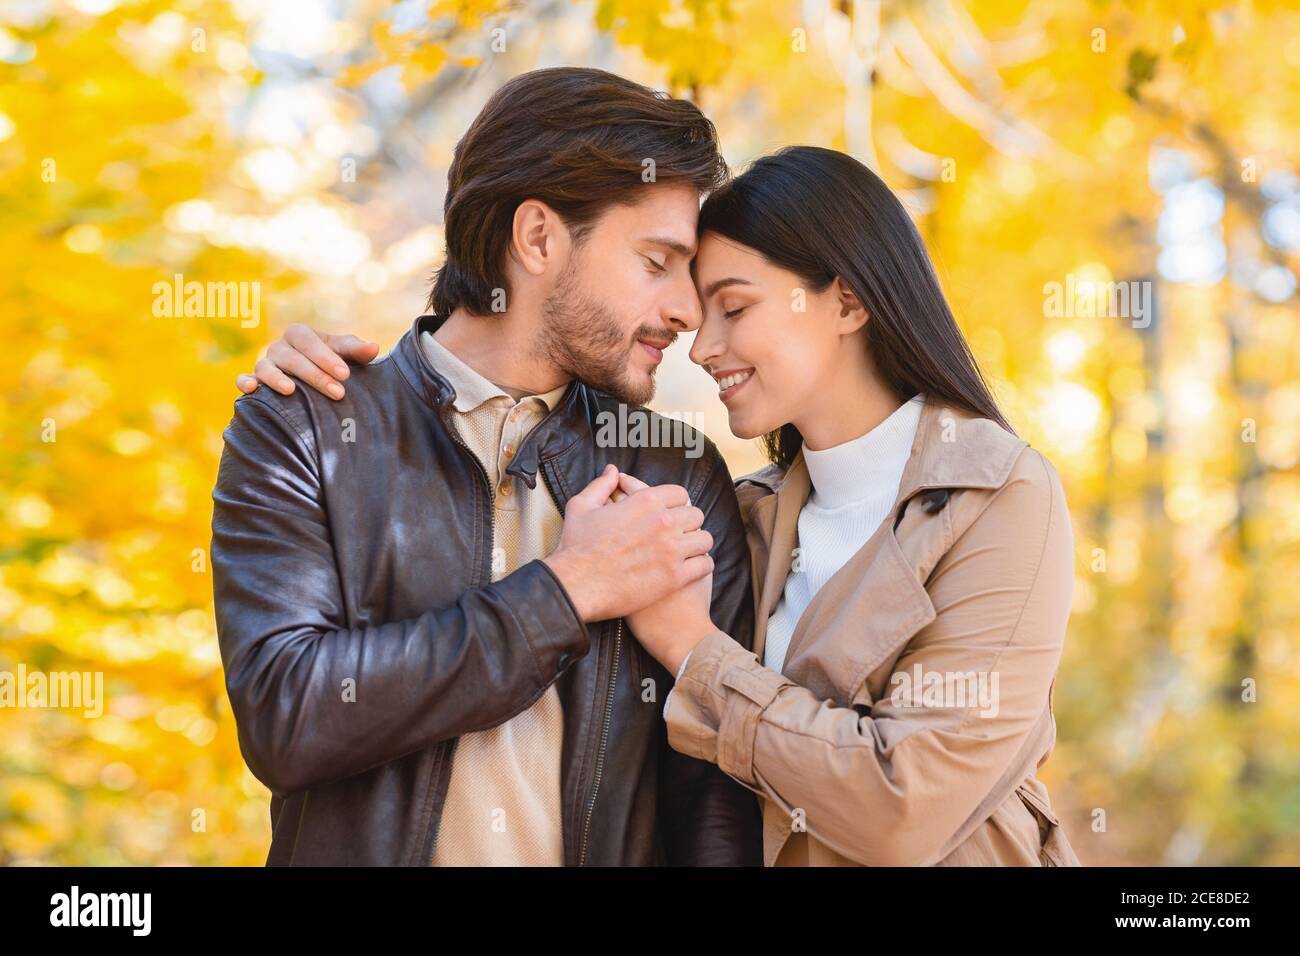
[606,184,699,251]
[641,234,697,257]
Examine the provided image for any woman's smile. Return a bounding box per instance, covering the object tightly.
[712,367,755,403]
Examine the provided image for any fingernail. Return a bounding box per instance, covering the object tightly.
[328,383,345,399]
[334,366,348,377]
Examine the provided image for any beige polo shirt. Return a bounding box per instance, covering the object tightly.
[421,330,572,867]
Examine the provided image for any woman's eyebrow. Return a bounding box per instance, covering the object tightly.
[701,277,754,297]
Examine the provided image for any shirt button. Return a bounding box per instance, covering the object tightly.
[499,479,512,497]
[502,444,515,461]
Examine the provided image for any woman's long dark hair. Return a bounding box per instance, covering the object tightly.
[697,145,1012,467]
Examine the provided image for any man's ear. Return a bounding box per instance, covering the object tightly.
[833,276,869,335]
[510,199,567,276]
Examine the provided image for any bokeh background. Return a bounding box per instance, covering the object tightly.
[3,0,1298,865]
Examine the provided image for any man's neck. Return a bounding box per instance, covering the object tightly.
[432,307,571,397]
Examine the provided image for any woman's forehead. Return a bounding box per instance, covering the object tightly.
[694,233,769,282]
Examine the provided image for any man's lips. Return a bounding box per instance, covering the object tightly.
[637,338,672,363]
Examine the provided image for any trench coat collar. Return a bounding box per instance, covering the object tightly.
[893,394,1028,506]
[746,394,1028,663]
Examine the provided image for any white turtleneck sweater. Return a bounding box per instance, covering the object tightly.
[662,394,924,719]
[761,394,924,673]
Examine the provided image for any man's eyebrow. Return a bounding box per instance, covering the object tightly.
[641,236,697,257]
[702,277,754,298]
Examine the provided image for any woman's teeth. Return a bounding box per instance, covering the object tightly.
[717,371,752,393]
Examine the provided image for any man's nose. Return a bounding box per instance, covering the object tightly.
[665,276,703,333]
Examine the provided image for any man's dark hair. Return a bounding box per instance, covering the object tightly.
[428,67,728,317]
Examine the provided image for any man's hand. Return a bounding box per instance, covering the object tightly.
[617,472,718,673]
[236,323,380,399]
[543,465,713,623]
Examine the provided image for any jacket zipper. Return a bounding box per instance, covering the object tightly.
[535,459,618,867]
[578,617,621,866]
[424,385,611,866]
[426,410,496,865]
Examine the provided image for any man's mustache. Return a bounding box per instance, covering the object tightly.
[633,327,678,349]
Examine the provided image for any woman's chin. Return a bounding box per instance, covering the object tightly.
[725,410,772,442]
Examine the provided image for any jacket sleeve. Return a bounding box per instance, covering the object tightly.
[663,448,1073,866]
[656,445,764,866]
[211,394,591,797]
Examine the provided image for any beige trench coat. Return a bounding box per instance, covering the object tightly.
[665,397,1081,866]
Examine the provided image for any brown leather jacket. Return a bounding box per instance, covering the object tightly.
[211,313,762,865]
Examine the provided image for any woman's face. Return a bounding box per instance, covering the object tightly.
[689,231,849,440]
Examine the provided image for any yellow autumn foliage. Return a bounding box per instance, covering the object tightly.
[2,0,1297,865]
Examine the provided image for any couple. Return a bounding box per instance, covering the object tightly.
[212,66,1079,866]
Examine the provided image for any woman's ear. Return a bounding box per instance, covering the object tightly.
[833,276,870,335]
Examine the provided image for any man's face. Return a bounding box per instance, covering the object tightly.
[535,183,704,406]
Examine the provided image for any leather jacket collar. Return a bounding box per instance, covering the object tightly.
[392,313,593,491]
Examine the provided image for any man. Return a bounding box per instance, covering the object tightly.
[211,67,761,865]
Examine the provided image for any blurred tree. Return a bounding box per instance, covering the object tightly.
[2,0,1297,865]
[0,0,288,864]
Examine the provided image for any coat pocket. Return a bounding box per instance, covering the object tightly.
[1015,782,1079,867]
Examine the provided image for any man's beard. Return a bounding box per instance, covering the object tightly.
[536,256,670,407]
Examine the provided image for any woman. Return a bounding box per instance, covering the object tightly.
[237,146,1080,867]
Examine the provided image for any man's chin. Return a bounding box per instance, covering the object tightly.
[569,352,656,405]
[595,366,654,406]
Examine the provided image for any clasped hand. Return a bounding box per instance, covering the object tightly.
[542,465,717,675]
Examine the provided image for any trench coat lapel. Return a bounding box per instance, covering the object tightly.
[750,397,1029,699]
[749,454,810,666]
[775,409,936,697]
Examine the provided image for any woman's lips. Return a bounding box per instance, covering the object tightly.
[715,368,754,404]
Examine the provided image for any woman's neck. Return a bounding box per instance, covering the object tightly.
[793,349,902,452]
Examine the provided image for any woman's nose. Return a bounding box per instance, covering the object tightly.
[688,313,723,367]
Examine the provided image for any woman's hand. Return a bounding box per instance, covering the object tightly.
[236,323,380,399]
[617,473,719,674]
